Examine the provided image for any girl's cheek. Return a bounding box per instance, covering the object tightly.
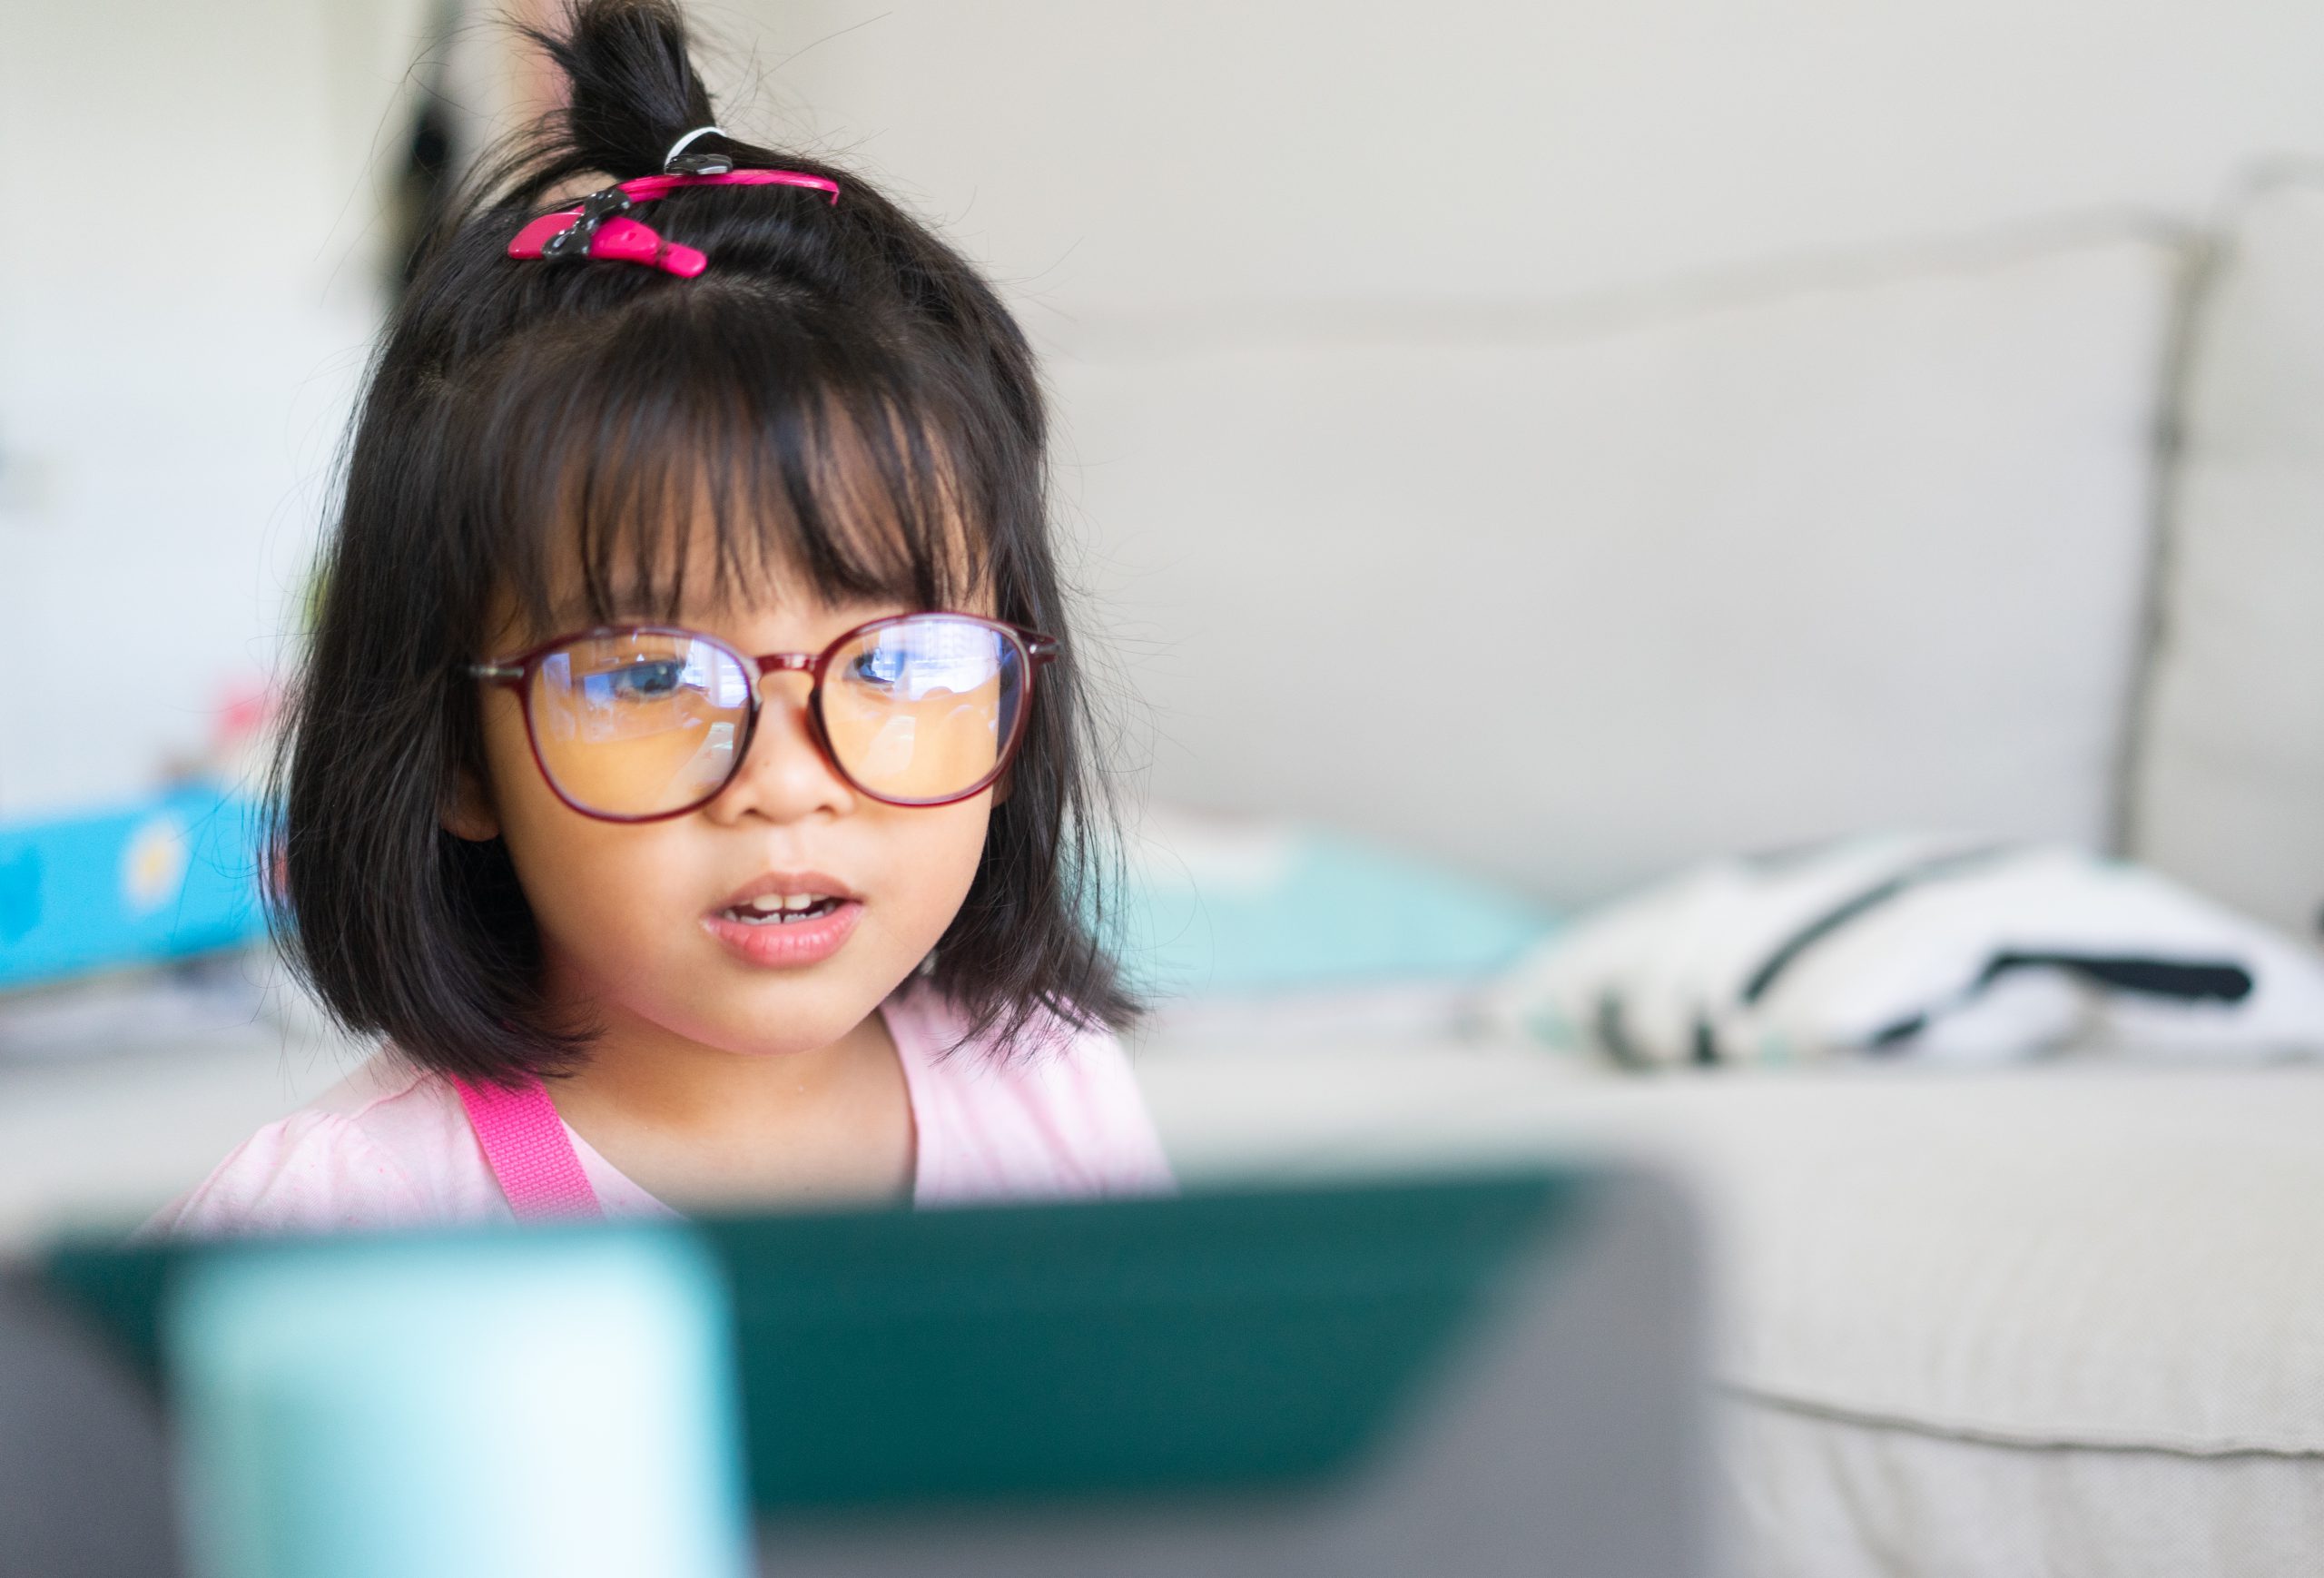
[476,721,653,931]
[892,799,992,919]
[527,807,680,911]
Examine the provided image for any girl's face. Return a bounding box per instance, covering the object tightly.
[455,577,995,1062]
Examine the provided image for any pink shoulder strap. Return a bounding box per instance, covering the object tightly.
[450,1075,604,1221]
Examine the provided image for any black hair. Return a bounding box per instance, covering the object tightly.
[275,0,1137,1084]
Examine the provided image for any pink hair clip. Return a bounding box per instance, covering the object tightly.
[507,167,842,280]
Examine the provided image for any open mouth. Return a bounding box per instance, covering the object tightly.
[717,893,847,926]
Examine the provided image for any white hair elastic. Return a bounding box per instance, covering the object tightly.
[663,124,730,173]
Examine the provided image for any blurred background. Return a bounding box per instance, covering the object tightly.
[15,5,2324,1569]
[10,0,2324,1195]
[7,0,2324,1194]
[5,0,2322,861]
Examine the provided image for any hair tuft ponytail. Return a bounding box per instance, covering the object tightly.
[530,0,721,181]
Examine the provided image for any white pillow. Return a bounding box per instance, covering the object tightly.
[1053,232,2183,905]
[2130,172,2324,943]
[1482,834,2324,1066]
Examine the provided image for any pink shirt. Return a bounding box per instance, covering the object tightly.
[149,989,1173,1238]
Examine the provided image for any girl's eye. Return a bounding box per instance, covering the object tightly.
[848,648,909,689]
[600,658,687,701]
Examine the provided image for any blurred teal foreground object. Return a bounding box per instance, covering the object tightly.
[49,1173,1581,1514]
[0,782,267,990]
[700,1173,1575,1512]
[162,1229,749,1578]
[1114,816,1559,996]
[36,1171,1709,1576]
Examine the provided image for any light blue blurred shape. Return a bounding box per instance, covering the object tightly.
[0,781,266,989]
[1116,819,1559,997]
[166,1228,751,1578]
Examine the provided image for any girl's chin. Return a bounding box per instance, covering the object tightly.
[702,898,865,968]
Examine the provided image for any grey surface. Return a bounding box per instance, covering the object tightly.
[0,1274,179,1578]
[756,1170,1711,1578]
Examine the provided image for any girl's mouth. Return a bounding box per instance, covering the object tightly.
[717,893,845,926]
[704,877,864,968]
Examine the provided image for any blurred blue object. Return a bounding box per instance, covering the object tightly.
[166,1228,751,1578]
[1116,815,1558,997]
[0,782,266,991]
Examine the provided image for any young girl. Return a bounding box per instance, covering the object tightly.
[153,0,1170,1234]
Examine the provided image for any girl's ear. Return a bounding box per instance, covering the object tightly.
[440,765,501,842]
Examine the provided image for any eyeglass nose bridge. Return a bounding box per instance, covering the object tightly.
[747,651,822,700]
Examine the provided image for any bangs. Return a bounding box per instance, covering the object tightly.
[462,281,986,637]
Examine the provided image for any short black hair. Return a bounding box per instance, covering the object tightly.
[274,0,1137,1084]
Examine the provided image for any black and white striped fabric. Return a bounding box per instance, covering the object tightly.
[1489,835,2324,1067]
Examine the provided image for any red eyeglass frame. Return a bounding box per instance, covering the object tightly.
[468,611,1059,821]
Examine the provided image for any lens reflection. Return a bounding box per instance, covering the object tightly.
[530,633,751,817]
[821,618,1022,804]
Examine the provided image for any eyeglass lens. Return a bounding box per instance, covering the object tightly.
[526,617,1025,816]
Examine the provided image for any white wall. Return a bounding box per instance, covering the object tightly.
[735,0,2324,313]
[0,0,422,814]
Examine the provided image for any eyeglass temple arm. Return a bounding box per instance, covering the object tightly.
[469,663,524,684]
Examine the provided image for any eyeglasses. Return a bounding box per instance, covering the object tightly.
[469,613,1057,821]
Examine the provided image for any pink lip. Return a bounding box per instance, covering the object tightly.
[703,870,865,969]
[704,899,863,968]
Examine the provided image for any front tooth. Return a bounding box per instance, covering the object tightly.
[747,894,783,913]
[783,893,814,911]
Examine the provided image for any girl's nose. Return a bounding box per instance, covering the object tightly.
[702,675,855,825]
